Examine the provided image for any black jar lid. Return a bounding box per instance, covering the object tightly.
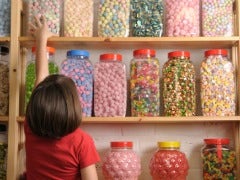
[0,46,9,55]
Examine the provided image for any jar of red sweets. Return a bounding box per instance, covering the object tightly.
[149,141,189,180]
[102,141,141,180]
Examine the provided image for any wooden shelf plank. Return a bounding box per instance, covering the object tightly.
[0,37,10,44]
[19,36,239,49]
[0,116,8,122]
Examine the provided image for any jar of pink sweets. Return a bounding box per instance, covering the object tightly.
[149,141,189,180]
[102,141,141,180]
[94,54,127,117]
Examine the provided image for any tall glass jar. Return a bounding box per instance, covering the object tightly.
[202,0,234,36]
[130,49,160,116]
[25,47,58,106]
[0,0,10,37]
[200,49,235,116]
[201,138,237,179]
[94,54,127,117]
[98,0,130,37]
[165,0,200,37]
[61,50,93,117]
[163,51,196,116]
[102,141,141,180]
[0,46,9,115]
[63,0,93,37]
[149,141,189,180]
[130,0,164,37]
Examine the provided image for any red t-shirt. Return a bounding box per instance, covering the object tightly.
[24,121,100,180]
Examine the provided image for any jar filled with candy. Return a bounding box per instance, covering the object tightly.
[25,0,62,35]
[162,51,196,116]
[25,47,58,106]
[94,54,127,117]
[63,0,93,37]
[102,141,141,180]
[201,138,237,179]
[0,0,10,36]
[202,0,234,36]
[200,49,235,116]
[165,0,200,36]
[149,141,189,180]
[98,0,130,37]
[130,0,164,37]
[130,49,160,116]
[61,50,93,117]
[0,46,9,115]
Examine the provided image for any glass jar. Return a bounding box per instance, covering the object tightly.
[0,124,7,180]
[25,47,58,106]
[63,0,93,37]
[0,46,9,115]
[149,141,189,180]
[130,0,164,37]
[102,141,141,180]
[202,0,234,36]
[201,138,237,179]
[163,51,196,116]
[94,54,127,117]
[130,49,160,116]
[0,0,10,36]
[200,49,235,116]
[61,50,93,117]
[165,0,200,37]
[25,0,62,35]
[98,0,130,37]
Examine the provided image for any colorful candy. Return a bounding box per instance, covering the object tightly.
[61,50,93,117]
[200,49,235,116]
[202,0,234,36]
[163,51,196,116]
[130,0,164,37]
[165,0,200,37]
[98,0,130,37]
[0,0,10,36]
[64,0,93,37]
[94,54,127,117]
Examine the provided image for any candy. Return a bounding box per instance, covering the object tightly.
[165,0,200,37]
[0,0,10,37]
[202,0,234,36]
[94,54,127,117]
[163,51,196,116]
[63,0,93,37]
[61,50,93,117]
[98,0,130,37]
[130,0,164,37]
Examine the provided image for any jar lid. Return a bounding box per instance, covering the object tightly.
[133,49,156,57]
[111,141,133,148]
[100,53,122,61]
[158,141,180,148]
[67,50,89,57]
[0,46,9,55]
[32,46,56,54]
[168,51,190,58]
[205,49,228,57]
[204,138,230,145]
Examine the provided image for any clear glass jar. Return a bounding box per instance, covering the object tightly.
[130,0,164,37]
[102,141,141,180]
[61,50,93,117]
[0,0,10,37]
[200,49,235,116]
[202,0,234,36]
[130,49,160,116]
[201,138,237,179]
[0,46,9,115]
[25,47,58,106]
[94,54,127,117]
[165,0,200,37]
[98,0,130,37]
[25,0,62,35]
[0,124,7,180]
[63,0,93,37]
[149,141,189,180]
[163,51,196,116]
